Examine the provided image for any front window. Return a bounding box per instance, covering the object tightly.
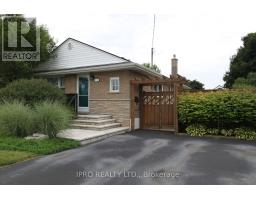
[110,77,120,93]
[59,77,65,88]
[47,78,59,87]
[47,77,65,89]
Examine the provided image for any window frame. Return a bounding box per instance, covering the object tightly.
[59,77,65,89]
[109,77,120,93]
[47,77,65,89]
[153,85,163,92]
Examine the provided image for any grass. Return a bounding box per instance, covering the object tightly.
[0,137,80,155]
[0,150,35,166]
[0,137,80,166]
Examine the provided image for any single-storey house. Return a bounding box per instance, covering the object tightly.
[36,38,181,130]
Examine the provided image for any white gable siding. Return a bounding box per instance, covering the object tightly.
[37,38,128,72]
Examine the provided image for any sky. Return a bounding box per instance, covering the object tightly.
[2,0,256,88]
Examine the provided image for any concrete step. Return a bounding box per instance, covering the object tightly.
[58,127,130,143]
[70,123,121,131]
[73,119,116,125]
[77,114,112,120]
[80,127,130,145]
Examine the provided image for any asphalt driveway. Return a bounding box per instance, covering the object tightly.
[1,130,256,185]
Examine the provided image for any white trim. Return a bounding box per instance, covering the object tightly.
[77,74,90,113]
[35,63,162,78]
[109,77,120,93]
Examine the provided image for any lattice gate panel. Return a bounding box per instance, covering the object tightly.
[141,91,175,130]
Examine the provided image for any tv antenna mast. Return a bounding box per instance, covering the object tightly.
[151,14,156,67]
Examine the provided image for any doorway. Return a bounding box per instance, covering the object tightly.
[78,76,89,113]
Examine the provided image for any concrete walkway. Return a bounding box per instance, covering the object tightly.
[57,127,129,144]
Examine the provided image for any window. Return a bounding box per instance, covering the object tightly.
[59,77,65,88]
[110,77,120,92]
[47,78,59,87]
[152,85,163,92]
[47,77,65,89]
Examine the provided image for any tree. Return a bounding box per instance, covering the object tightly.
[233,72,256,88]
[0,15,55,87]
[187,79,204,90]
[142,63,161,73]
[223,33,256,88]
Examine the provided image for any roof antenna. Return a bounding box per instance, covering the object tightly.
[151,14,156,68]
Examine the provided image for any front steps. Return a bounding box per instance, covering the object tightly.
[58,127,129,145]
[71,114,122,131]
[59,114,129,144]
[73,119,116,125]
[71,123,122,131]
[77,114,112,120]
[79,127,130,145]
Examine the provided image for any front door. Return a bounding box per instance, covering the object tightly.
[78,76,89,112]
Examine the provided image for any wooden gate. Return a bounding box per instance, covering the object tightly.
[130,79,184,133]
[141,91,175,130]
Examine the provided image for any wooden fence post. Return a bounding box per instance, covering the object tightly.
[130,81,135,130]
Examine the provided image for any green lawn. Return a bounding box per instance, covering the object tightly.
[0,150,35,166]
[0,137,80,166]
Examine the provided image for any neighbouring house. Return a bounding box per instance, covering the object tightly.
[35,38,184,130]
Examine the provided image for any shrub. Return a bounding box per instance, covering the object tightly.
[234,128,256,141]
[178,90,256,130]
[0,79,66,106]
[220,129,234,137]
[0,102,34,137]
[206,128,219,135]
[34,101,73,138]
[186,124,207,137]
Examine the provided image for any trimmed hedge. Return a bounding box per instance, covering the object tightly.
[178,90,256,130]
[0,79,66,106]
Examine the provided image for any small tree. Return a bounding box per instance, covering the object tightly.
[187,80,204,90]
[142,63,161,73]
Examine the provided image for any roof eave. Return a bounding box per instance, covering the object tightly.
[35,62,162,78]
